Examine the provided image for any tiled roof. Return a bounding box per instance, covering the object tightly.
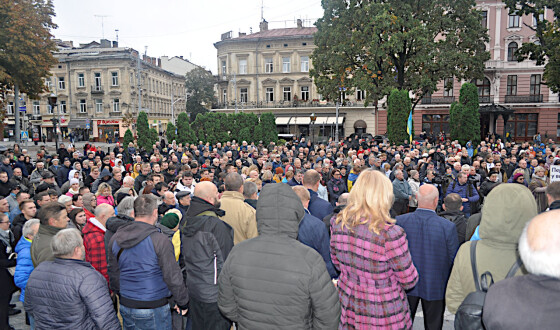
[231,27,317,40]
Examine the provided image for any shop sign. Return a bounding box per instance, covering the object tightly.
[97,120,120,125]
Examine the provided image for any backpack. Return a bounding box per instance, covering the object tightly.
[454,241,522,330]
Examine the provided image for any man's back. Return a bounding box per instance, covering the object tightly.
[218,232,340,329]
[24,258,120,330]
[308,189,333,221]
[396,209,459,300]
[219,191,257,244]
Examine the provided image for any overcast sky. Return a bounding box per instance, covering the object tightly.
[51,0,324,73]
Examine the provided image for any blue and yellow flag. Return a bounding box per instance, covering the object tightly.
[406,111,413,142]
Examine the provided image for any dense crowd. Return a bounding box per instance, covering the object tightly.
[0,133,559,330]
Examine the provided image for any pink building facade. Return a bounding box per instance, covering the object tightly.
[378,0,559,142]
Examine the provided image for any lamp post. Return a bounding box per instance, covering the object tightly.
[171,93,186,125]
[48,94,59,151]
[310,112,317,145]
[336,86,347,144]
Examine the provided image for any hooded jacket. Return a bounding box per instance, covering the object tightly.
[104,214,134,270]
[445,183,538,313]
[91,168,112,194]
[107,221,189,309]
[218,183,341,330]
[182,196,234,303]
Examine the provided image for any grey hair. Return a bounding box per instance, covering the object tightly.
[22,218,40,239]
[393,169,403,176]
[519,223,560,279]
[123,176,134,185]
[58,195,72,204]
[117,196,136,216]
[243,181,258,199]
[134,194,157,218]
[51,228,83,258]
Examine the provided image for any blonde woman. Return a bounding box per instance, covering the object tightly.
[330,169,418,328]
[95,182,115,207]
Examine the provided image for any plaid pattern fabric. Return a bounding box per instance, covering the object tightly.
[331,221,418,329]
[82,221,109,284]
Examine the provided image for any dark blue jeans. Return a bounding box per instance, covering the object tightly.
[120,304,171,330]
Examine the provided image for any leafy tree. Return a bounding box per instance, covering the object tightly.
[166,122,177,143]
[387,89,411,144]
[176,112,195,145]
[504,0,560,92]
[311,0,489,108]
[185,67,216,122]
[450,83,480,145]
[136,111,152,151]
[257,112,278,144]
[123,129,134,147]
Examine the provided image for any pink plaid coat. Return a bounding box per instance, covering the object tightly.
[330,221,418,329]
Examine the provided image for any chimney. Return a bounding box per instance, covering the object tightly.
[143,55,148,61]
[239,32,246,37]
[297,19,303,28]
[112,41,118,48]
[259,20,268,32]
[100,39,111,48]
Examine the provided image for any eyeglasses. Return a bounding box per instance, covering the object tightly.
[0,221,9,224]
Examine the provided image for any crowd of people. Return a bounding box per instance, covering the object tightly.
[0,134,559,330]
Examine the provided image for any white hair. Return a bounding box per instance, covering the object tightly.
[22,218,40,239]
[123,176,134,185]
[519,223,560,279]
[58,195,72,204]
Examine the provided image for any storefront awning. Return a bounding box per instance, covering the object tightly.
[275,117,291,125]
[68,119,88,129]
[314,117,329,125]
[325,116,345,125]
[292,117,311,125]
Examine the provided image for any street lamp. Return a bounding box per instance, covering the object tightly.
[336,86,347,144]
[47,94,60,151]
[171,93,186,125]
[310,112,317,145]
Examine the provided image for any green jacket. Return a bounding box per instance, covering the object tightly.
[445,183,537,313]
[31,224,65,267]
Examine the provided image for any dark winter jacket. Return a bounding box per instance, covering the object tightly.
[11,213,31,243]
[0,231,17,298]
[134,173,148,194]
[91,168,112,194]
[104,214,134,268]
[30,224,64,267]
[327,177,347,206]
[244,198,257,210]
[445,180,480,216]
[298,210,338,278]
[108,221,189,309]
[479,178,500,198]
[182,196,234,303]
[308,189,333,221]
[322,204,345,235]
[56,164,71,187]
[0,163,13,179]
[439,210,468,244]
[24,258,120,330]
[217,183,341,330]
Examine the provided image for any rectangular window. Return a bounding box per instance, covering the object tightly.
[111,72,119,86]
[45,78,52,89]
[58,77,65,90]
[508,14,520,28]
[533,13,544,27]
[530,74,541,95]
[507,75,517,96]
[33,101,40,115]
[506,113,538,140]
[444,77,454,97]
[422,114,450,136]
[266,87,274,102]
[283,86,292,102]
[240,88,248,103]
[222,89,227,103]
[95,99,103,113]
[356,89,366,101]
[265,58,273,73]
[94,73,101,88]
[221,60,226,76]
[47,104,53,114]
[301,86,310,101]
[113,99,120,112]
[282,57,291,73]
[481,10,488,28]
[129,72,134,84]
[7,102,14,115]
[60,100,67,114]
[238,59,247,74]
[300,56,309,72]
[79,99,87,113]
[77,73,85,87]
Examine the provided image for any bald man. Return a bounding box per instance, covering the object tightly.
[396,184,459,330]
[83,203,115,284]
[181,181,234,329]
[483,211,560,329]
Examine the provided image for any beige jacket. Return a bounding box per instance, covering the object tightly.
[219,191,258,244]
[445,184,537,313]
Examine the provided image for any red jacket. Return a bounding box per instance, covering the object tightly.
[82,220,109,284]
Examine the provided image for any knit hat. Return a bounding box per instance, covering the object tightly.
[161,210,181,229]
[513,173,524,181]
[70,178,79,185]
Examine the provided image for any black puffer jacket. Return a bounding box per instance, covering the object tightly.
[218,183,341,329]
[24,258,120,330]
[104,214,134,263]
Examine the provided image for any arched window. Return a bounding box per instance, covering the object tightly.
[507,42,518,61]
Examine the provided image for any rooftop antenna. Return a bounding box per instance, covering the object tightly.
[115,29,119,43]
[94,15,110,39]
[261,0,264,21]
